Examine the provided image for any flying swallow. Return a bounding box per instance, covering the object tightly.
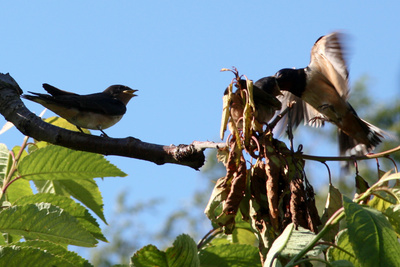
[22,83,138,136]
[271,32,386,157]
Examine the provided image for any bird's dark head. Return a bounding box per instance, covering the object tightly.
[254,76,282,97]
[104,85,138,105]
[274,69,294,86]
[274,68,306,97]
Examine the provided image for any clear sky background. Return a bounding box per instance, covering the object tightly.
[1,0,400,259]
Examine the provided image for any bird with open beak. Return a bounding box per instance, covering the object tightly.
[23,83,138,136]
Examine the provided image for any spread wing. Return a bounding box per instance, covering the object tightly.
[309,32,349,99]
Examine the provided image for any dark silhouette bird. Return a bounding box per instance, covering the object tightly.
[272,32,386,157]
[23,83,138,136]
[226,77,282,128]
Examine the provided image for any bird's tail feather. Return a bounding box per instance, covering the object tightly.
[339,118,393,171]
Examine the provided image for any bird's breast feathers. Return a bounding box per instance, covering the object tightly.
[303,69,349,124]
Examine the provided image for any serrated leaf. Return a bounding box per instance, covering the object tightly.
[34,179,107,224]
[131,245,167,266]
[199,243,259,267]
[0,203,97,247]
[14,194,106,242]
[326,229,357,265]
[10,240,92,266]
[264,223,325,266]
[343,196,400,267]
[19,145,126,180]
[0,245,85,267]
[165,234,199,267]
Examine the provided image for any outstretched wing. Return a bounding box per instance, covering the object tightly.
[309,32,349,99]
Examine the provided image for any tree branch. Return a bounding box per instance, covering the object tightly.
[0,73,206,170]
[298,145,400,162]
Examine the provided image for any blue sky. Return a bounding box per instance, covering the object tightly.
[1,0,400,257]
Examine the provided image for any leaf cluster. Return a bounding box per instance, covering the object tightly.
[0,117,126,266]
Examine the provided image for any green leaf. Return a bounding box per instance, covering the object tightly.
[368,194,394,212]
[204,177,229,222]
[0,245,88,267]
[374,171,400,187]
[210,212,257,246]
[0,233,22,245]
[0,203,97,247]
[14,194,106,242]
[326,229,357,265]
[264,223,325,266]
[0,144,9,184]
[330,260,355,267]
[199,243,259,267]
[132,235,199,267]
[384,204,400,237]
[34,179,107,224]
[10,240,92,266]
[5,178,33,203]
[355,174,369,194]
[19,145,126,180]
[165,234,199,267]
[0,145,33,203]
[45,116,91,133]
[343,196,400,267]
[320,183,342,242]
[131,245,167,267]
[231,227,257,246]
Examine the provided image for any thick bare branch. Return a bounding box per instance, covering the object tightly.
[0,73,205,170]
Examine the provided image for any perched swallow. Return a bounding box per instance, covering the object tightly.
[272,32,386,156]
[225,77,282,127]
[22,83,138,136]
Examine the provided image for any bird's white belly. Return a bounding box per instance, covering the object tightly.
[69,112,123,130]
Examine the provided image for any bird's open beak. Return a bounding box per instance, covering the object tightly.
[123,89,138,97]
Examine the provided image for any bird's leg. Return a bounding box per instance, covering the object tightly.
[268,102,295,131]
[287,108,295,152]
[99,129,109,138]
[76,126,85,133]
